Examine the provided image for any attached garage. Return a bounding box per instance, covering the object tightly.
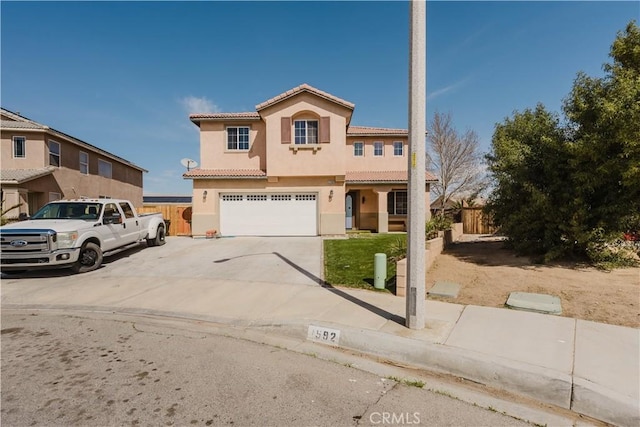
[219,193,318,236]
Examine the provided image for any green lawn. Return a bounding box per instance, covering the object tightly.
[324,233,406,292]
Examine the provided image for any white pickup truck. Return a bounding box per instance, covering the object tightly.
[0,199,166,274]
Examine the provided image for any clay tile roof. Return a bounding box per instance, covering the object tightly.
[347,126,408,136]
[346,170,438,183]
[1,167,56,184]
[183,168,267,179]
[255,83,355,111]
[1,120,47,130]
[189,112,261,125]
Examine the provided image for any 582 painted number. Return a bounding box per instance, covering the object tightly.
[307,325,341,345]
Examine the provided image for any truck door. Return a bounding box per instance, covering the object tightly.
[117,202,141,245]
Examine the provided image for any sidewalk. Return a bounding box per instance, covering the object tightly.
[2,273,638,426]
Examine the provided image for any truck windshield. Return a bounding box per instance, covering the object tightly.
[31,203,102,220]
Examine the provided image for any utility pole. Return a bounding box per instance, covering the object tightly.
[406,0,426,329]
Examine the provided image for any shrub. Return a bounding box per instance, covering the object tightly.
[426,214,452,240]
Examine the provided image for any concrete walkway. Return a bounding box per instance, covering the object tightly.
[1,237,638,426]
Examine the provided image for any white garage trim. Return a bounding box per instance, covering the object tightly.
[220,193,318,236]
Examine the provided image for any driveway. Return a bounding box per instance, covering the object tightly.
[1,236,323,286]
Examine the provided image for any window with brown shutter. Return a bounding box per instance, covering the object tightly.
[281,117,291,144]
[320,116,330,143]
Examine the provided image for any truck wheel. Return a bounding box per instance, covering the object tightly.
[71,242,103,274]
[147,225,166,247]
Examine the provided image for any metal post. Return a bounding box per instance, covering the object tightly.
[406,0,426,329]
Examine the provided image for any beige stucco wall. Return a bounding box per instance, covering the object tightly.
[199,121,266,170]
[345,136,408,171]
[259,92,351,177]
[1,130,47,168]
[190,176,345,236]
[1,128,144,213]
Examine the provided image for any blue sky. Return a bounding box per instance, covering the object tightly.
[2,1,637,195]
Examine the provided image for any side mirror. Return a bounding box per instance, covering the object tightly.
[18,213,29,221]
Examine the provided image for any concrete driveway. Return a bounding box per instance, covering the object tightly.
[1,236,323,286]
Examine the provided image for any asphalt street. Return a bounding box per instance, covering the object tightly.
[1,310,530,427]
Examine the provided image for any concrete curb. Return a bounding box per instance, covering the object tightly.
[3,303,635,426]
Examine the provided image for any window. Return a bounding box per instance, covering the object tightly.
[79,151,89,174]
[49,140,60,166]
[118,202,135,218]
[13,136,26,158]
[49,192,62,202]
[294,120,318,144]
[393,141,404,156]
[374,141,384,157]
[387,191,408,215]
[227,127,250,151]
[353,142,364,157]
[98,159,112,178]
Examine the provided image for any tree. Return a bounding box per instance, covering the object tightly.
[486,21,640,265]
[427,112,486,215]
[563,20,640,241]
[486,105,573,257]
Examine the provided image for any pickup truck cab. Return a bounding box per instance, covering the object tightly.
[0,199,166,274]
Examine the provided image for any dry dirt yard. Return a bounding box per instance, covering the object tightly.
[426,236,640,328]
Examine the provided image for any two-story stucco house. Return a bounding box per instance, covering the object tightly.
[184,84,437,237]
[1,108,146,218]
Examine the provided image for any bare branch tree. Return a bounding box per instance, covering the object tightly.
[427,112,485,215]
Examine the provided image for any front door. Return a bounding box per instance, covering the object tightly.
[345,194,353,229]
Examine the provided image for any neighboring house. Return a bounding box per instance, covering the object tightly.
[184,84,437,237]
[1,108,146,218]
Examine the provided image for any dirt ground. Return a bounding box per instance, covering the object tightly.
[426,236,640,328]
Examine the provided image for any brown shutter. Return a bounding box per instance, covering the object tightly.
[320,116,330,143]
[281,117,291,144]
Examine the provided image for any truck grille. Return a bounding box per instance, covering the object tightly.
[0,230,52,254]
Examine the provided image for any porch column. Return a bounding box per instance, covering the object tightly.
[375,190,389,233]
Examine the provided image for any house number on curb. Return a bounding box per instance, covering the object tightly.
[307,325,341,345]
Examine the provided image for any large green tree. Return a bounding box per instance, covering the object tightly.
[486,21,640,263]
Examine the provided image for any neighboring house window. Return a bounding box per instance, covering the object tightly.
[294,120,318,144]
[79,151,89,174]
[49,140,61,166]
[393,141,404,156]
[374,141,384,157]
[353,142,364,157]
[98,159,112,178]
[13,136,26,158]
[387,191,408,215]
[227,127,250,151]
[49,192,62,202]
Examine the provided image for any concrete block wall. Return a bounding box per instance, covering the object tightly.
[396,237,444,297]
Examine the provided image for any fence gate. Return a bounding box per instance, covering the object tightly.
[137,205,192,236]
[462,207,496,234]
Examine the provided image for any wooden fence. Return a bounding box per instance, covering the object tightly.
[461,207,497,235]
[137,205,192,236]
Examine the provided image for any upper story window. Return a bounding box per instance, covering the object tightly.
[79,151,89,174]
[294,120,318,145]
[353,142,364,157]
[49,140,60,166]
[393,141,404,156]
[13,136,26,158]
[374,141,384,157]
[227,127,250,151]
[387,191,408,215]
[98,159,112,178]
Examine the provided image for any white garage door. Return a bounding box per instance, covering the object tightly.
[220,193,317,236]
